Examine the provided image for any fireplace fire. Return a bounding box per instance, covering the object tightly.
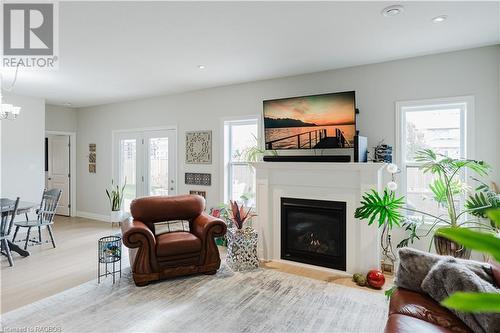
[281,197,346,271]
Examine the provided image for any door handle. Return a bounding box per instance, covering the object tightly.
[48,177,52,180]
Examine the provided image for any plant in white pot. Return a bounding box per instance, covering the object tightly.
[225,200,259,271]
[105,179,126,224]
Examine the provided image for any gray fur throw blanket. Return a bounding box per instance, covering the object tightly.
[395,248,500,333]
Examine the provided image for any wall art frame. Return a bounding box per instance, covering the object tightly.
[185,130,212,164]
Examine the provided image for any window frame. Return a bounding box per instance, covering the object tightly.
[395,96,475,224]
[222,116,259,204]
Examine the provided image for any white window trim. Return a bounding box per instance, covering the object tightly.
[395,96,475,227]
[220,115,260,204]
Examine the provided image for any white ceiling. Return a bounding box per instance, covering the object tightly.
[2,1,499,108]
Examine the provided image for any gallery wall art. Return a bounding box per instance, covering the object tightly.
[185,130,212,164]
[89,143,96,173]
[185,173,211,186]
[189,190,207,199]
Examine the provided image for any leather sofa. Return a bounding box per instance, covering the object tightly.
[385,261,500,333]
[121,195,227,286]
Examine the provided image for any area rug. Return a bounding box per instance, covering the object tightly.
[1,264,388,333]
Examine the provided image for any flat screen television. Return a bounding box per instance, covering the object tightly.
[263,91,356,150]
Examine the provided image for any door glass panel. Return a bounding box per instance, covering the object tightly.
[120,139,136,212]
[148,137,169,196]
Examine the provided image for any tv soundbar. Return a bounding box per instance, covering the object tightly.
[263,155,351,162]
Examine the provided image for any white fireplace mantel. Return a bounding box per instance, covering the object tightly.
[251,161,385,275]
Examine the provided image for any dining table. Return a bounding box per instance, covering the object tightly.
[1,198,38,257]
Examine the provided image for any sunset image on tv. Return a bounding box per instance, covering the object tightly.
[263,91,356,150]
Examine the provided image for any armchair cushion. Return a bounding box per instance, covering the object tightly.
[156,232,201,257]
[155,220,190,235]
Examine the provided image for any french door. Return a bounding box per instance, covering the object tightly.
[114,129,177,212]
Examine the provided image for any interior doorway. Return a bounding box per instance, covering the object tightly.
[45,131,77,216]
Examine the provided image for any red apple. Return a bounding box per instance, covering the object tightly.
[366,269,385,289]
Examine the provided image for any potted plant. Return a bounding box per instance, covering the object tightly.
[355,149,497,259]
[240,134,277,162]
[105,179,126,223]
[225,200,259,271]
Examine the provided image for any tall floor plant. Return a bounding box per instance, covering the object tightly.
[355,149,497,257]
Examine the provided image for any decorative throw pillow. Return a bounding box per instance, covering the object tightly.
[154,220,190,235]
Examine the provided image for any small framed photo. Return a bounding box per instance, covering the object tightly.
[189,190,207,199]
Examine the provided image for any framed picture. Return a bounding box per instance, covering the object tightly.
[185,173,211,186]
[185,130,212,164]
[88,143,96,173]
[189,190,207,199]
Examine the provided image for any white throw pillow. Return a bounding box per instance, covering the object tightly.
[154,220,190,235]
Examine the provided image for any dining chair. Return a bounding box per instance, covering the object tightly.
[12,189,62,250]
[1,197,20,266]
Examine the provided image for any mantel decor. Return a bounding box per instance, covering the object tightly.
[185,130,212,164]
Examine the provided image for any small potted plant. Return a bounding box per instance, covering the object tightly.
[225,200,259,271]
[105,179,126,224]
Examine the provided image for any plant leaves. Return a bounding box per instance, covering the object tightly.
[354,189,404,229]
[441,292,500,312]
[486,210,500,228]
[436,227,500,261]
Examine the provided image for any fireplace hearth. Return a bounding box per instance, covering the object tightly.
[281,197,346,271]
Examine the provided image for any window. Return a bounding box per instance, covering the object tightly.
[397,97,472,219]
[224,118,258,206]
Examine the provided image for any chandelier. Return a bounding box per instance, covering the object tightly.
[1,65,22,120]
[0,92,21,120]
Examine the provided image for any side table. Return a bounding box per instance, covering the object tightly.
[98,235,122,283]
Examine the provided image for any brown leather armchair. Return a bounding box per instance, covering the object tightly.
[121,195,227,286]
[385,261,500,333]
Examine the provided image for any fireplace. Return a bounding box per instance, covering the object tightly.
[281,197,346,271]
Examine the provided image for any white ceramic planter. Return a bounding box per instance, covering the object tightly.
[110,210,123,223]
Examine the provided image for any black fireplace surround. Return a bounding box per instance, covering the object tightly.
[281,197,346,271]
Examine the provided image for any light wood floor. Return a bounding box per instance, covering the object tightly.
[1,216,118,314]
[1,216,390,314]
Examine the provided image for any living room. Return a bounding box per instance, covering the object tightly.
[1,1,499,332]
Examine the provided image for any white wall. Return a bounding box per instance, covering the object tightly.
[76,45,500,220]
[45,105,77,132]
[1,93,45,214]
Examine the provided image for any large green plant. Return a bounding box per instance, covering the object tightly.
[437,209,500,312]
[355,149,495,248]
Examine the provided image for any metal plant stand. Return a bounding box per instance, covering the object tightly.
[98,235,122,283]
[226,227,259,271]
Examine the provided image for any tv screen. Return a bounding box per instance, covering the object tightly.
[263,91,356,150]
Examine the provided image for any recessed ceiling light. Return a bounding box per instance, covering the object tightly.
[431,15,448,23]
[381,5,404,17]
[64,102,72,107]
[197,65,206,70]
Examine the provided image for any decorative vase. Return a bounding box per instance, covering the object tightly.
[433,235,471,259]
[110,210,123,223]
[226,227,259,271]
